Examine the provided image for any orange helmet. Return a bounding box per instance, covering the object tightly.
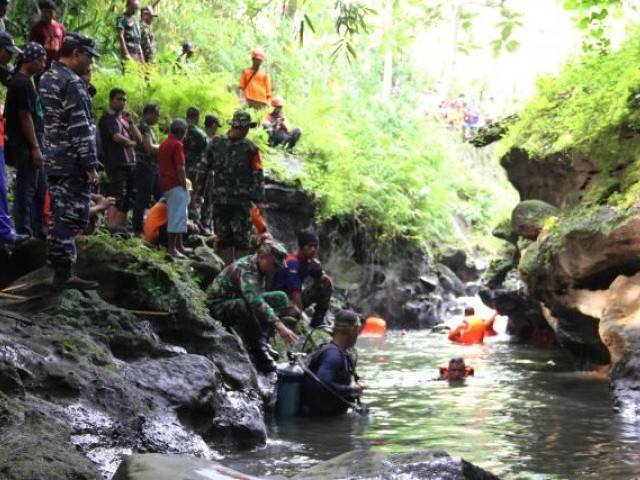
[271,96,285,107]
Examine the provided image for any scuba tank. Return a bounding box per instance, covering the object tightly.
[275,352,305,417]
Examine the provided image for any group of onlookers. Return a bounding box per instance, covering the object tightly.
[0,1,326,382]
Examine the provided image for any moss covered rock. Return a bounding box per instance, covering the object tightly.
[511,200,559,240]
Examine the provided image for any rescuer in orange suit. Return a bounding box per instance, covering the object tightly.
[448,306,498,345]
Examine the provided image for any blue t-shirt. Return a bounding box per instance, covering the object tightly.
[274,254,309,294]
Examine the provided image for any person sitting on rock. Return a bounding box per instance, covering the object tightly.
[448,306,497,345]
[273,228,333,328]
[301,309,364,416]
[143,179,201,246]
[261,96,301,151]
[206,238,299,373]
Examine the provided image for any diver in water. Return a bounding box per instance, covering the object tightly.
[300,309,365,415]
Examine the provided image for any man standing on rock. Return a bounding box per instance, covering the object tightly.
[0,32,28,245]
[206,238,299,373]
[5,42,47,240]
[194,110,264,265]
[40,32,101,289]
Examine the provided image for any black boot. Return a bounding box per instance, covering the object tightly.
[52,266,99,291]
[233,322,277,374]
[261,340,280,361]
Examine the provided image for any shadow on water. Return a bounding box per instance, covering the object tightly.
[224,331,640,479]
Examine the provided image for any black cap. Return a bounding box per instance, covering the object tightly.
[182,41,195,53]
[63,32,100,58]
[38,0,57,10]
[0,32,21,55]
[204,114,221,128]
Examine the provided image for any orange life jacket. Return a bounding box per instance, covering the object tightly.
[439,365,475,379]
[448,316,486,345]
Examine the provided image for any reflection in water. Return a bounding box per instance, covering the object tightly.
[223,331,640,479]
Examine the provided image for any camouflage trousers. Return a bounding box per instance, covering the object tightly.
[213,204,252,250]
[48,176,90,271]
[208,291,292,333]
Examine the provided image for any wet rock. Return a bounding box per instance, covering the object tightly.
[439,249,482,283]
[511,200,559,240]
[290,450,500,480]
[598,272,640,415]
[112,453,264,480]
[436,263,466,297]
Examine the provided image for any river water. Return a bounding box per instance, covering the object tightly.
[224,328,640,479]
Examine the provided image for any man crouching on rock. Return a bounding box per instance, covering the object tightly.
[206,238,299,373]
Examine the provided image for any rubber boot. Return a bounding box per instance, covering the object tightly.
[233,320,276,374]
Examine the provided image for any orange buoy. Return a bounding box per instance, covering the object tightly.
[360,316,387,337]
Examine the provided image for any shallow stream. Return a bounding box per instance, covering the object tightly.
[224,328,640,479]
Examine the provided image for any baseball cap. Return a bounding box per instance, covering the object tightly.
[0,32,21,55]
[21,42,46,62]
[204,114,221,128]
[63,32,100,58]
[141,5,157,16]
[182,41,195,53]
[229,110,257,129]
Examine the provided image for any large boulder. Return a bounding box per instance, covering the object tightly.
[510,200,559,240]
[112,453,264,480]
[500,147,602,208]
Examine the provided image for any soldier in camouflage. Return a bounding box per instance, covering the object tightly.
[183,106,208,181]
[40,32,101,290]
[183,106,209,232]
[207,239,299,373]
[140,6,157,63]
[116,0,144,64]
[194,110,264,265]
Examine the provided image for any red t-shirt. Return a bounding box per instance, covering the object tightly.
[29,20,66,65]
[158,134,186,192]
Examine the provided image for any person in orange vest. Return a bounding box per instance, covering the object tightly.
[448,306,497,345]
[238,49,271,110]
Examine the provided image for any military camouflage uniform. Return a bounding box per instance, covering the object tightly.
[207,254,291,330]
[116,13,143,61]
[40,61,98,274]
[140,21,156,63]
[196,134,264,250]
[183,124,208,182]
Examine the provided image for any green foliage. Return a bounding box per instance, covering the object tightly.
[563,0,622,52]
[502,30,640,161]
[12,0,515,254]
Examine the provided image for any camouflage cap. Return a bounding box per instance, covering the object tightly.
[258,240,288,268]
[229,110,257,129]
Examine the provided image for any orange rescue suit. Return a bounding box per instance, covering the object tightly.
[448,316,486,345]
